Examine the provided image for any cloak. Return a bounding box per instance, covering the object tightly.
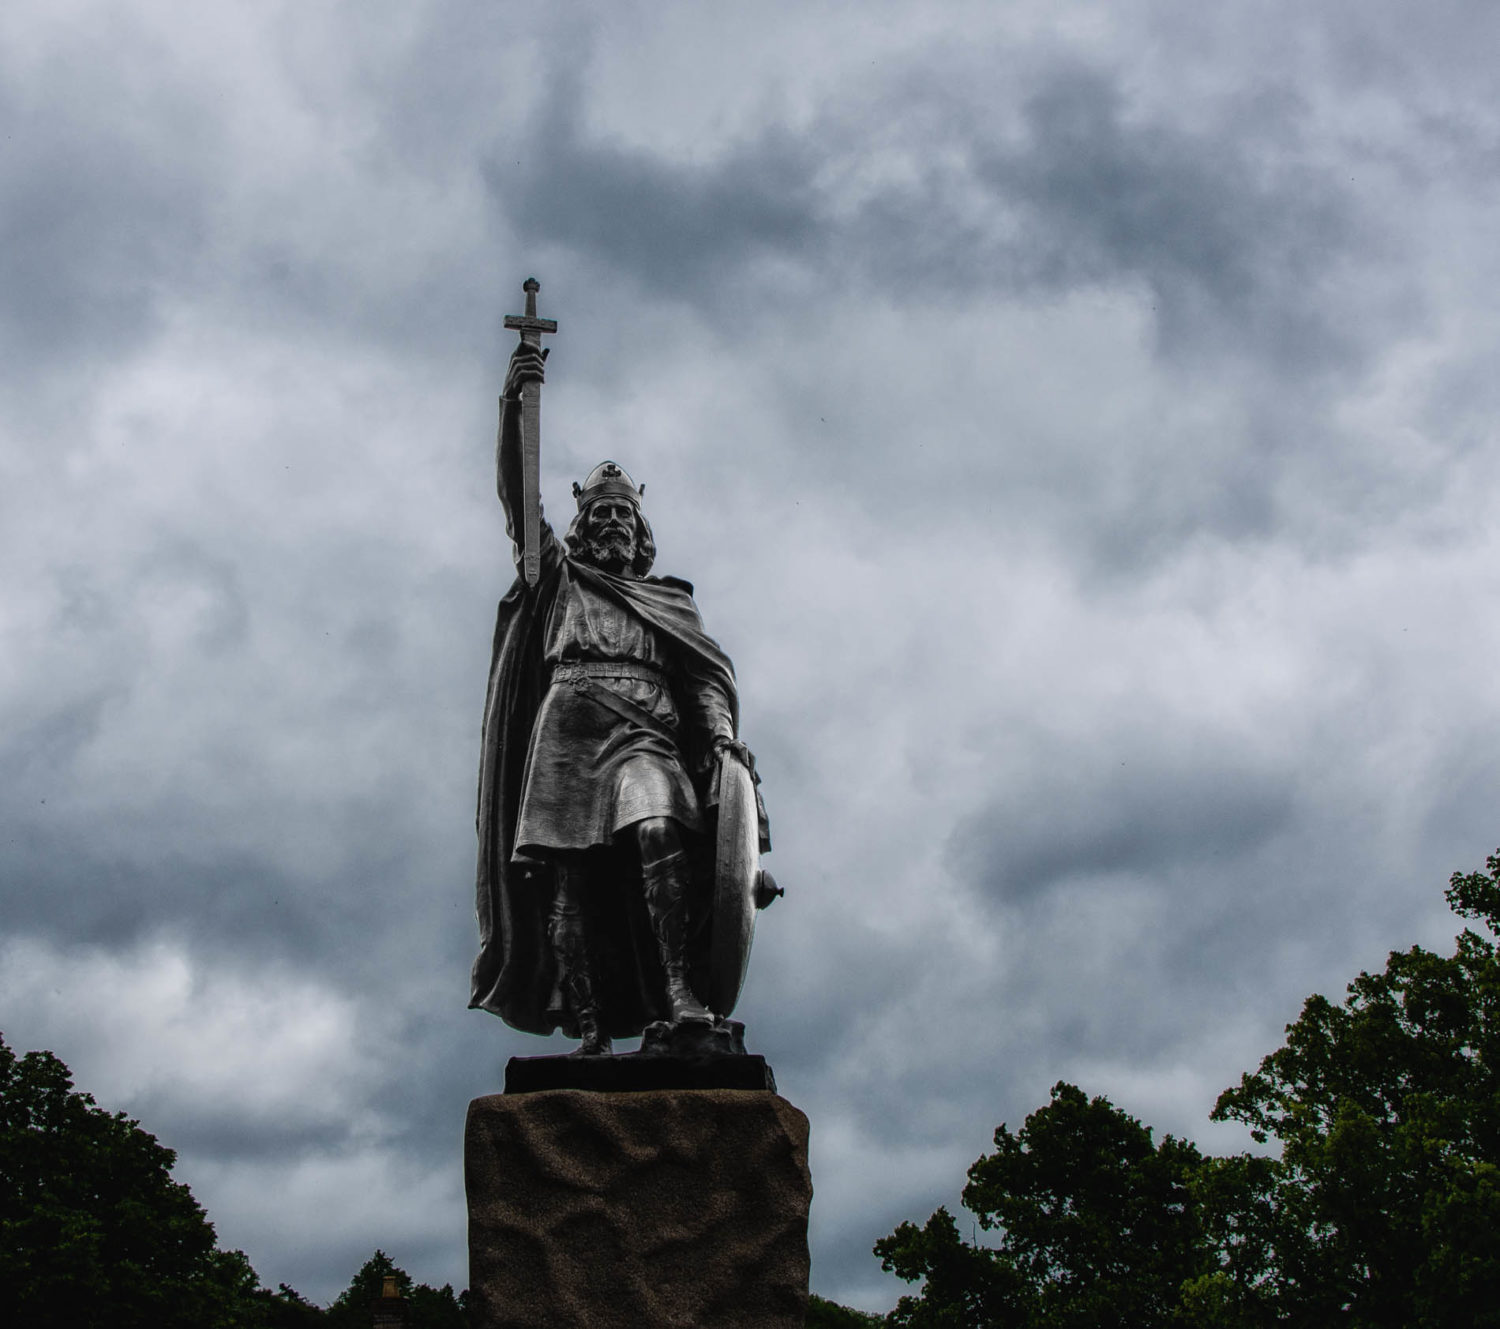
[469,551,767,1036]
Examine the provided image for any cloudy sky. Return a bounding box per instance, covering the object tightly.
[4,0,1500,1312]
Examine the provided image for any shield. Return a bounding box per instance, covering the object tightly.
[706,753,760,1016]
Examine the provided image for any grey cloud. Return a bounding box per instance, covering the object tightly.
[490,55,1369,380]
[0,840,334,961]
[967,67,1362,373]
[0,779,474,989]
[5,692,114,783]
[0,9,503,400]
[137,541,253,654]
[748,922,941,1091]
[478,47,1411,584]
[1414,732,1500,884]
[0,57,215,377]
[134,1111,357,1166]
[488,76,821,303]
[948,742,1295,906]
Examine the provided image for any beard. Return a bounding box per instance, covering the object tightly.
[582,524,635,572]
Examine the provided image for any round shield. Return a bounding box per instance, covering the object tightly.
[706,753,760,1016]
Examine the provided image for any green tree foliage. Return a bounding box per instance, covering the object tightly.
[0,1033,265,1329]
[0,1037,472,1328]
[806,1291,884,1325]
[1209,852,1500,1326]
[324,1250,468,1329]
[875,851,1500,1327]
[323,1250,409,1328]
[258,1283,327,1329]
[876,1084,1210,1327]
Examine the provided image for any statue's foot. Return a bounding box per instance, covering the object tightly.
[569,1032,613,1057]
[569,1010,612,1056]
[666,977,714,1026]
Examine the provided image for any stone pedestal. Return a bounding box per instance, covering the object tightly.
[465,1089,811,1328]
[371,1287,406,1329]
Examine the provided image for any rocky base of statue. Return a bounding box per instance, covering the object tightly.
[504,1018,776,1092]
[465,1088,811,1329]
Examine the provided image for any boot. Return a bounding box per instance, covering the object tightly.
[549,868,612,1056]
[642,849,713,1024]
[570,994,611,1057]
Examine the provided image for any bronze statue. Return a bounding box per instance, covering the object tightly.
[470,281,774,1056]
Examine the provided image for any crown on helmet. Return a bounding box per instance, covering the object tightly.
[572,460,645,511]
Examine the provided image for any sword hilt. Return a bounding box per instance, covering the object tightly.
[504,276,558,344]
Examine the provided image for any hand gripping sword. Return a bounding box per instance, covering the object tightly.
[503,277,558,587]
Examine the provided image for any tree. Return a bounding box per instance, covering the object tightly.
[805,1291,886,1326]
[876,1083,1211,1327]
[0,1038,472,1328]
[0,1033,266,1329]
[325,1250,467,1329]
[257,1283,326,1328]
[876,1204,1031,1326]
[1210,852,1500,1326]
[874,851,1500,1327]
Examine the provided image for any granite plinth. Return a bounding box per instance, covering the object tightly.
[465,1089,811,1329]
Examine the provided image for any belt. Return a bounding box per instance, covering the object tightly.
[551,660,666,686]
[551,663,678,742]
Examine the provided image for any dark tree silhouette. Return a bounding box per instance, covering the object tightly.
[875,851,1500,1327]
[325,1250,467,1329]
[877,1083,1209,1327]
[0,1033,264,1328]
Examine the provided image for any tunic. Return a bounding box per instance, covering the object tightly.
[513,533,733,857]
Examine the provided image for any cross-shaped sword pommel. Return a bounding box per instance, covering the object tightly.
[502,278,557,589]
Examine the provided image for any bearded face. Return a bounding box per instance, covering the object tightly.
[579,497,639,573]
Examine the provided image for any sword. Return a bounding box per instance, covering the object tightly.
[503,277,558,587]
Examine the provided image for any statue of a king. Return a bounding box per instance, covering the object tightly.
[470,286,771,1056]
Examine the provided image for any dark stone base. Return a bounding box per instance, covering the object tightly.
[466,1089,811,1328]
[504,1019,777,1093]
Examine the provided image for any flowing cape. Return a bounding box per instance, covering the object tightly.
[469,555,760,1035]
